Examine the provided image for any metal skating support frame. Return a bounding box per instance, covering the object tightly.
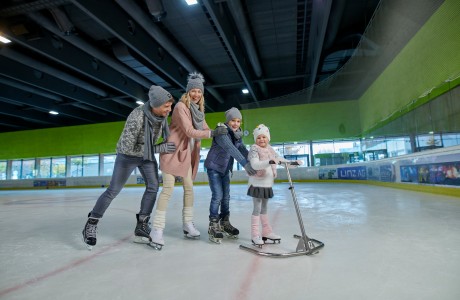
[240,162,324,258]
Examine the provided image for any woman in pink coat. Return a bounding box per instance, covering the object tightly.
[149,72,227,250]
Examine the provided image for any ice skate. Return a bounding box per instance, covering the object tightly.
[251,235,264,248]
[208,218,224,244]
[148,227,164,250]
[220,215,239,239]
[260,214,281,244]
[133,214,152,244]
[82,215,99,251]
[262,232,281,244]
[183,222,200,239]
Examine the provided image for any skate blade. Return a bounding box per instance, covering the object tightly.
[224,233,239,239]
[209,236,222,244]
[184,233,200,239]
[133,236,151,244]
[262,237,281,244]
[85,244,93,251]
[251,241,263,248]
[148,242,163,250]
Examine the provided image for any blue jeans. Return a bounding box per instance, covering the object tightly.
[207,169,230,220]
[90,153,159,218]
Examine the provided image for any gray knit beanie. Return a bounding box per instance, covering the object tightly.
[225,107,242,123]
[148,85,173,108]
[186,72,205,93]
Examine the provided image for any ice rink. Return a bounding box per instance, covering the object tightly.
[1,182,459,300]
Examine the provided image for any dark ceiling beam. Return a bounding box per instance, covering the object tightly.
[201,0,260,104]
[27,10,153,89]
[0,18,148,102]
[0,76,63,102]
[71,0,186,89]
[0,83,112,123]
[114,0,224,105]
[0,56,131,118]
[0,100,60,125]
[304,0,332,102]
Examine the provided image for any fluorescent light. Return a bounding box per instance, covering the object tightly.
[0,35,11,44]
[242,89,249,94]
[49,111,59,115]
[185,0,198,5]
[136,101,144,105]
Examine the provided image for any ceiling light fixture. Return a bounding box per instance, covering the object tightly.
[185,0,198,5]
[49,111,59,115]
[242,89,249,94]
[0,35,11,44]
[136,101,144,105]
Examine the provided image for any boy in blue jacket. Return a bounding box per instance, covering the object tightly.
[204,107,257,244]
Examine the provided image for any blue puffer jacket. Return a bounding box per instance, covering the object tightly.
[204,125,249,175]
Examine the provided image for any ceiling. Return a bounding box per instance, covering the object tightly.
[0,0,422,133]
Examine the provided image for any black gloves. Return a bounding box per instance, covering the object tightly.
[153,142,176,154]
[211,126,227,137]
[244,162,257,176]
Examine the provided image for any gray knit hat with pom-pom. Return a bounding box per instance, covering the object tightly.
[186,72,205,93]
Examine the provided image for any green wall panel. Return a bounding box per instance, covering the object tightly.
[241,100,361,144]
[0,122,124,159]
[359,0,460,132]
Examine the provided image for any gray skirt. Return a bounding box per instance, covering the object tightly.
[247,185,274,199]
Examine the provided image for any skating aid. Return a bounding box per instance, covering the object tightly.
[240,161,324,258]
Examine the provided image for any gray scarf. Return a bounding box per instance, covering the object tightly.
[233,127,243,140]
[189,102,204,139]
[142,101,170,161]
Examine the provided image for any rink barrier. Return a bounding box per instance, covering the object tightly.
[1,146,459,197]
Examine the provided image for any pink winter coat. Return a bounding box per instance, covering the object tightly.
[159,101,211,179]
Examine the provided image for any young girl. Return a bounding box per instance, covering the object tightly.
[204,107,257,244]
[247,124,302,247]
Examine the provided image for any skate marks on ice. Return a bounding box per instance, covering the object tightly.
[0,234,132,298]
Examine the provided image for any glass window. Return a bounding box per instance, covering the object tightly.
[21,159,35,179]
[0,161,7,180]
[51,157,66,178]
[11,160,21,180]
[103,154,116,176]
[83,155,99,176]
[38,158,51,178]
[70,156,83,177]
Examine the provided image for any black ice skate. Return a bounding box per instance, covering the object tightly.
[134,214,152,244]
[220,215,239,239]
[82,215,99,251]
[208,218,224,244]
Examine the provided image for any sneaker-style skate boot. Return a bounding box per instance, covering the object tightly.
[82,214,99,250]
[260,214,281,244]
[183,222,200,239]
[134,214,152,244]
[208,218,224,244]
[220,215,239,239]
[149,227,164,250]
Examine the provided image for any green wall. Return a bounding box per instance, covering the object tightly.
[359,0,460,133]
[240,100,360,144]
[0,100,360,159]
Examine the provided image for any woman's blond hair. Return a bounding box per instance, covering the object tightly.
[180,92,205,112]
